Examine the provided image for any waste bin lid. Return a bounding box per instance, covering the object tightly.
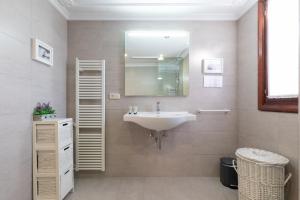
[236,148,289,166]
[220,157,235,166]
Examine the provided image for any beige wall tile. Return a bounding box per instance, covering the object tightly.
[68,21,238,177]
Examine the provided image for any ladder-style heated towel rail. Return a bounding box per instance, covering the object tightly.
[75,58,105,171]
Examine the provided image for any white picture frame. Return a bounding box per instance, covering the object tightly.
[32,39,53,66]
[203,58,223,74]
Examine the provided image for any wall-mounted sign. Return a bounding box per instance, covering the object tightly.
[203,75,223,88]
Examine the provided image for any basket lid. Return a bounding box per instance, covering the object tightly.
[235,148,289,166]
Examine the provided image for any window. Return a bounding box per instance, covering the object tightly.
[258,0,299,113]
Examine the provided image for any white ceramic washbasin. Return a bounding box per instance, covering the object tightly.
[123,112,196,131]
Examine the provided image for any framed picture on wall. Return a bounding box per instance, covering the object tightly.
[32,39,53,66]
[203,58,223,74]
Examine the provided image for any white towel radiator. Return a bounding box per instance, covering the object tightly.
[75,58,105,171]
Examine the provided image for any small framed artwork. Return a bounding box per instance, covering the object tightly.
[203,58,223,74]
[32,39,53,66]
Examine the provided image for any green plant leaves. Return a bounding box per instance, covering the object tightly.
[33,102,56,115]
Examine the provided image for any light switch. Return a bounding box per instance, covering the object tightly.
[109,92,121,100]
[203,75,223,88]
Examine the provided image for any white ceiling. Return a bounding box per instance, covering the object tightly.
[49,0,258,21]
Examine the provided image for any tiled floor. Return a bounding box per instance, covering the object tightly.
[65,177,237,200]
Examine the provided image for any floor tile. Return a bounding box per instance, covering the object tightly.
[65,177,238,200]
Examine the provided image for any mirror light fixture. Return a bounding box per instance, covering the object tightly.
[127,31,189,38]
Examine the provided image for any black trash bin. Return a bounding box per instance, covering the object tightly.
[220,157,238,189]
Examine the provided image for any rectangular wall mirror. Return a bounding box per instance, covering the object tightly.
[125,30,190,96]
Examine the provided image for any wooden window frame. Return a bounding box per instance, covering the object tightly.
[258,0,298,113]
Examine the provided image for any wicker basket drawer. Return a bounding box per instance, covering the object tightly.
[58,121,73,148]
[37,150,56,173]
[59,144,73,172]
[36,124,56,145]
[36,177,57,199]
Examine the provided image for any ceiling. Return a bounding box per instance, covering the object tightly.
[49,0,257,20]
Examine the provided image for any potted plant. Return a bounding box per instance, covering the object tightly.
[33,102,56,121]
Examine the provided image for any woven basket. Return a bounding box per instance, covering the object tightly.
[233,148,291,200]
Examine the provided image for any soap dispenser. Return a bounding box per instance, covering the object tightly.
[128,106,133,114]
[133,106,138,115]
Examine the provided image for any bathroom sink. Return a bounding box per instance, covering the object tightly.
[123,112,196,131]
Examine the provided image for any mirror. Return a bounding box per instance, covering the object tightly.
[125,31,190,96]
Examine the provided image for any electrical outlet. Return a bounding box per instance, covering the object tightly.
[109,93,121,100]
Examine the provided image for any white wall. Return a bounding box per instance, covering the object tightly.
[0,0,67,199]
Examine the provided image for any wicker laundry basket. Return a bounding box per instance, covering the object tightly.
[233,148,291,200]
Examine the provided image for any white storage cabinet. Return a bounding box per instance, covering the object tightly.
[33,118,74,200]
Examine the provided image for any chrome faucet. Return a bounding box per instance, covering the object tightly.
[156,101,160,114]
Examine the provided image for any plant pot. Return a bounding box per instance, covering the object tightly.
[33,114,57,121]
